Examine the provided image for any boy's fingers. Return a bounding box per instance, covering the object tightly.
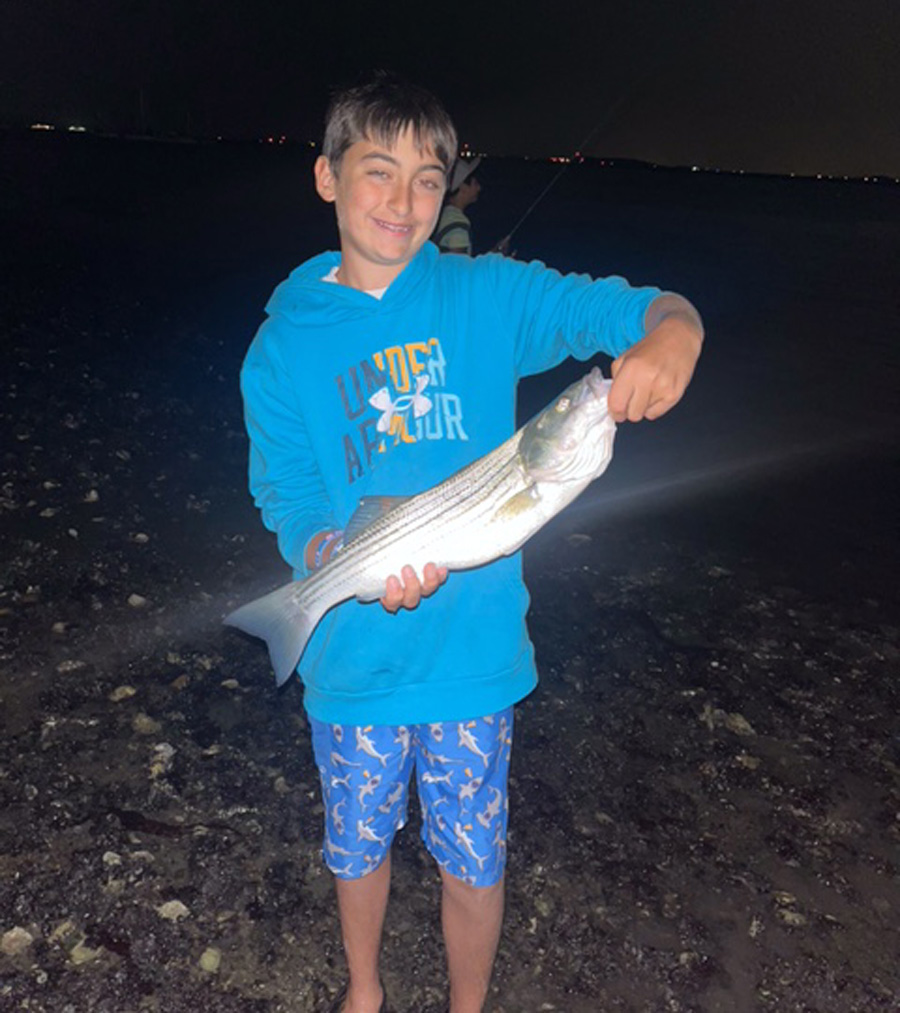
[400,565,421,609]
[420,562,448,597]
[381,563,448,611]
[381,574,404,613]
[606,368,630,420]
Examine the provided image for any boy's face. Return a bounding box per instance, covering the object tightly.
[314,126,447,291]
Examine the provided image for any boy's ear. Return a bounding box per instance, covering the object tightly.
[314,156,337,203]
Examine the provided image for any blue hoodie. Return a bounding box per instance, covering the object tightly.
[241,241,660,725]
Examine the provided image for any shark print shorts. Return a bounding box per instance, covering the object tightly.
[310,708,513,887]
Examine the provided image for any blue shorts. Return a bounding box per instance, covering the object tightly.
[310,708,513,887]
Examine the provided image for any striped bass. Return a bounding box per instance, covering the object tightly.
[225,366,617,685]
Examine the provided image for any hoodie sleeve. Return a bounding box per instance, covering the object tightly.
[241,322,336,577]
[480,256,661,377]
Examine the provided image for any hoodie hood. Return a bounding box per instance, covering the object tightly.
[265,241,441,325]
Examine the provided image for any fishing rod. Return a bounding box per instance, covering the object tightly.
[500,97,626,245]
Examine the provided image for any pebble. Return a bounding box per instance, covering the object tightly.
[199,946,222,973]
[566,533,592,546]
[69,939,103,964]
[156,900,191,922]
[776,908,808,927]
[150,742,176,779]
[1,927,35,956]
[127,593,148,608]
[56,660,86,673]
[725,712,757,736]
[133,532,150,543]
[83,489,99,503]
[132,713,161,734]
[109,685,137,702]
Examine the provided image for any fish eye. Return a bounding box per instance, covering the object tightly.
[555,397,571,413]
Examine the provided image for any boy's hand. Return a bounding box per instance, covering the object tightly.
[608,308,703,423]
[381,563,448,613]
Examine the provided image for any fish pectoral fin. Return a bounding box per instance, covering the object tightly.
[488,486,542,556]
[345,495,410,543]
[493,486,540,523]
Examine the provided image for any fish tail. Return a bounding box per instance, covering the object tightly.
[223,581,319,686]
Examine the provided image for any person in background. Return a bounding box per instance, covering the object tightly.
[432,156,482,254]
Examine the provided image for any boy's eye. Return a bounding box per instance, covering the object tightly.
[368,169,390,179]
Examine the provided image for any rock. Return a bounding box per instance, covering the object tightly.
[776,908,808,927]
[199,946,222,973]
[157,900,191,922]
[84,489,100,502]
[49,920,78,945]
[56,659,87,673]
[110,685,137,702]
[1,926,35,956]
[220,679,240,690]
[69,939,104,964]
[128,593,148,608]
[102,851,123,867]
[133,532,150,543]
[150,742,176,779]
[566,533,592,546]
[700,703,757,736]
[725,712,756,736]
[132,713,161,734]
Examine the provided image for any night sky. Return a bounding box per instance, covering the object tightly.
[4,0,899,178]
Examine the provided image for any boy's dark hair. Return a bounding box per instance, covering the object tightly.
[323,71,458,177]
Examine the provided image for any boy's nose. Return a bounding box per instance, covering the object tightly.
[387,182,413,216]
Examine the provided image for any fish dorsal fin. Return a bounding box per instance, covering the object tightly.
[344,495,410,544]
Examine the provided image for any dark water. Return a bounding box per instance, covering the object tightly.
[1,131,898,1011]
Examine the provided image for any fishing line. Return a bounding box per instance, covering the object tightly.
[502,96,626,244]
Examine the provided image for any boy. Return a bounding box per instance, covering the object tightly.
[240,73,703,1013]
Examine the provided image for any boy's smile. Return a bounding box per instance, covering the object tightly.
[315,126,448,292]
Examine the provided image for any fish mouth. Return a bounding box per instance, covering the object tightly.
[574,366,611,406]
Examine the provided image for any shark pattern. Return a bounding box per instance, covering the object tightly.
[315,712,512,883]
